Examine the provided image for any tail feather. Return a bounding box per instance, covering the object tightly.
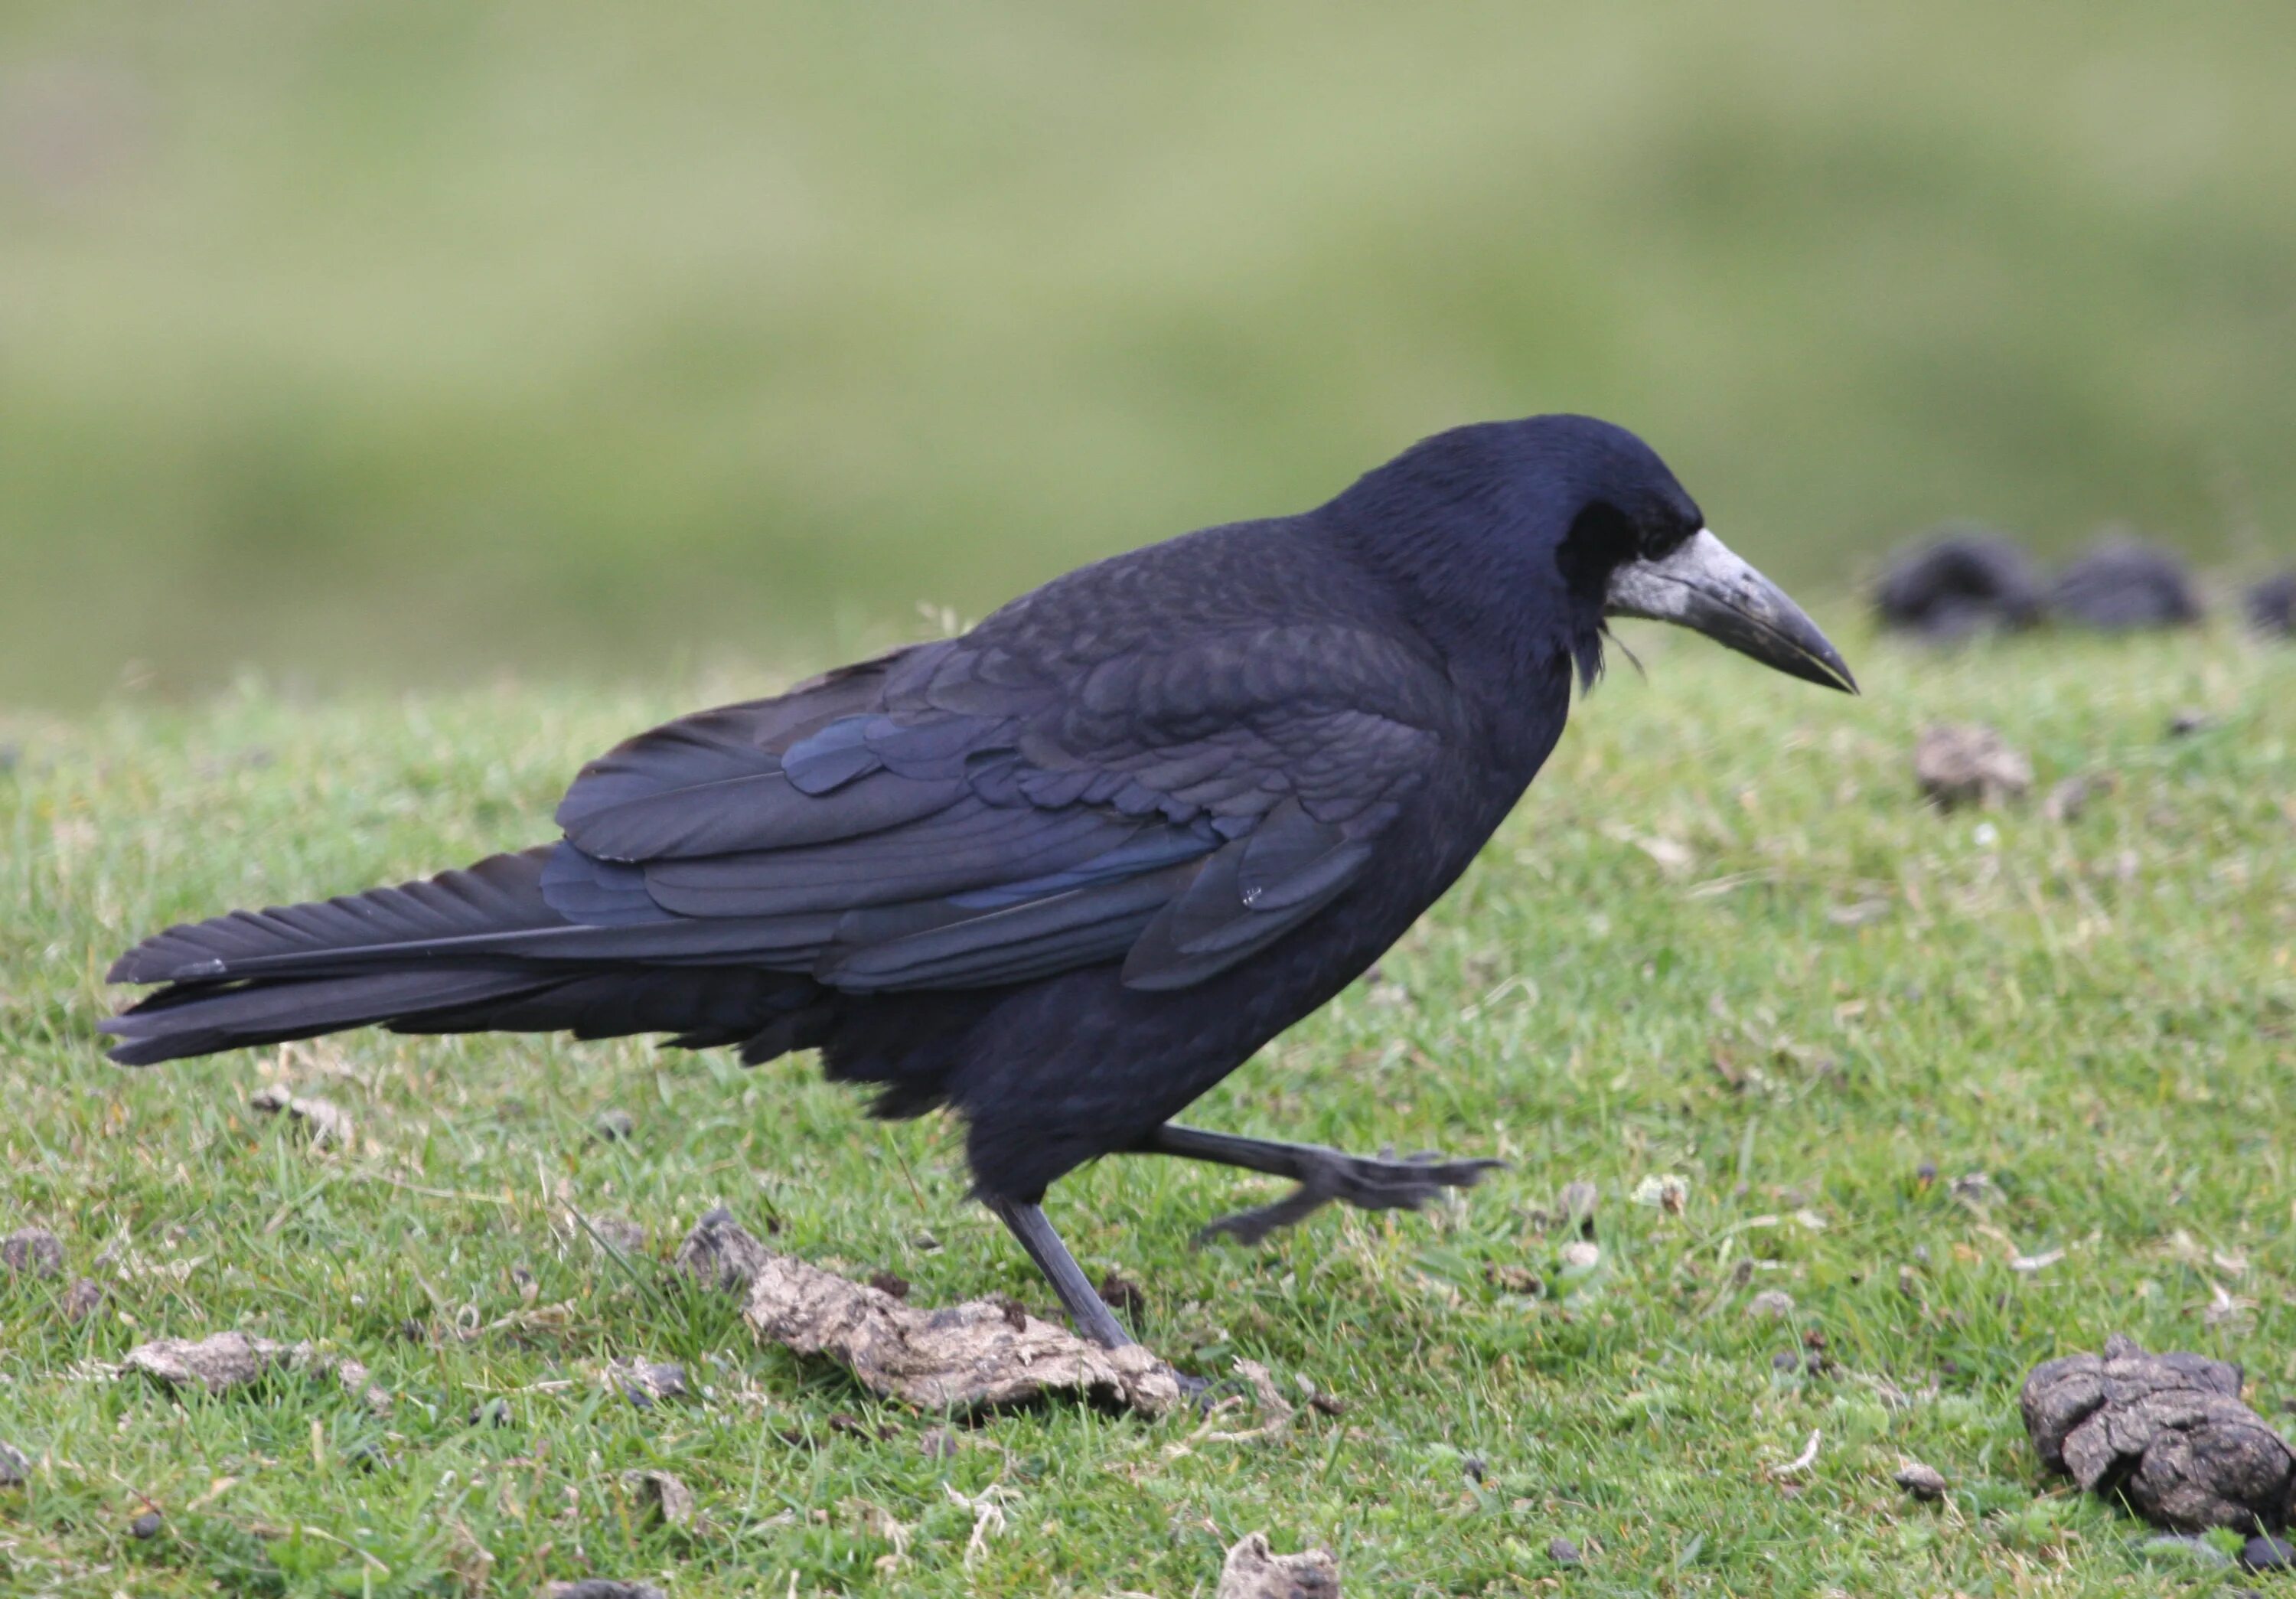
[103,965,558,1065]
[107,849,565,984]
[101,847,824,1067]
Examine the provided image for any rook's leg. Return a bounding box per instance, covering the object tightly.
[981,1193,1134,1349]
[1138,1123,1505,1245]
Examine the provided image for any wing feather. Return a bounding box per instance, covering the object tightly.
[528,609,1450,994]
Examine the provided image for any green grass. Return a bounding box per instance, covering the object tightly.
[5,621,2295,1595]
[5,3,2296,704]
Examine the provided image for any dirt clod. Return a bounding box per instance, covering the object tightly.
[673,1207,775,1293]
[0,1441,28,1487]
[122,1331,390,1412]
[1747,1290,1795,1321]
[918,1426,959,1460]
[540,1583,667,1599]
[249,1085,352,1147]
[1916,723,2032,809]
[866,1269,911,1300]
[2022,1334,2295,1532]
[1547,1536,1583,1567]
[1216,1530,1340,1598]
[743,1251,1182,1417]
[3,1227,63,1278]
[1894,1460,1949,1500]
[129,1509,162,1539]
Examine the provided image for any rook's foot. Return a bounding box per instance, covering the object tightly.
[1195,1148,1505,1246]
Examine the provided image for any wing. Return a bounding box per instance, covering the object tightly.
[543,617,1450,994]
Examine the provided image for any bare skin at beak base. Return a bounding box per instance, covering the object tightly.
[1606,528,1858,693]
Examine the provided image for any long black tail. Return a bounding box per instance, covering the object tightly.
[102,849,819,1066]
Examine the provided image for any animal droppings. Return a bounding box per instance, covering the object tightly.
[674,1206,775,1293]
[1893,1460,1949,1501]
[1216,1530,1341,1598]
[1915,724,2032,810]
[248,1086,353,1147]
[2,1228,64,1278]
[121,1331,390,1412]
[743,1250,1182,1416]
[2022,1335,2294,1532]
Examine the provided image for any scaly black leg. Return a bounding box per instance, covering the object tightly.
[1139,1123,1506,1245]
[981,1194,1135,1349]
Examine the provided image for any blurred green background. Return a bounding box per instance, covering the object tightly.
[2,3,2291,707]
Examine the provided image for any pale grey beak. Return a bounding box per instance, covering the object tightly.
[1606,529,1857,693]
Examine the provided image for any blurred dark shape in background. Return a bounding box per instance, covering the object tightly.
[2248,573,2296,639]
[2,5,2292,705]
[1873,527,2043,639]
[2047,537,2203,632]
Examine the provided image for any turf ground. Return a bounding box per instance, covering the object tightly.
[4,618,2294,1594]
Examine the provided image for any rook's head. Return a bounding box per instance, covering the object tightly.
[1331,414,1854,694]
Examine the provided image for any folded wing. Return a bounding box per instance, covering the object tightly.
[536,623,1448,992]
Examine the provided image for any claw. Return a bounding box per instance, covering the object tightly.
[1193,1182,1336,1247]
[1194,1150,1508,1246]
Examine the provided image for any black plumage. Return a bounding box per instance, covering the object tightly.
[2050,536,2203,631]
[2244,571,2294,638]
[103,414,1852,1348]
[1873,527,2045,638]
